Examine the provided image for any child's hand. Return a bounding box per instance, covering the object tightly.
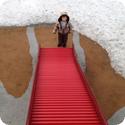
[52,31,56,34]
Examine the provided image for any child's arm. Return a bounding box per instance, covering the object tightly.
[53,23,58,34]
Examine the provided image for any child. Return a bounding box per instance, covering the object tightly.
[53,12,72,47]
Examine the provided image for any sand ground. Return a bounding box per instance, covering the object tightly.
[0,27,32,97]
[0,25,125,120]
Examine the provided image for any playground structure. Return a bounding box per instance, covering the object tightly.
[26,31,108,125]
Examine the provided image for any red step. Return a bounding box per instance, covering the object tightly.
[26,48,108,125]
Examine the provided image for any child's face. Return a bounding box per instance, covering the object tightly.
[62,16,67,21]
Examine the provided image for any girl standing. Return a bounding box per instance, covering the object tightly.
[53,12,72,47]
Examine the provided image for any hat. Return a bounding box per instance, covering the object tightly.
[58,11,70,22]
[60,11,68,16]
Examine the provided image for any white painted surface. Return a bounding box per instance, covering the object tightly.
[117,117,125,125]
[108,107,125,125]
[0,117,8,125]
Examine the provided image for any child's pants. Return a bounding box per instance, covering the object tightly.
[58,33,68,47]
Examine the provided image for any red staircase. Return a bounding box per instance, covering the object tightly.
[26,48,108,125]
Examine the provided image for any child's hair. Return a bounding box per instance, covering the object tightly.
[58,14,70,22]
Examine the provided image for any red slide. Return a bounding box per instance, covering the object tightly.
[26,48,108,125]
